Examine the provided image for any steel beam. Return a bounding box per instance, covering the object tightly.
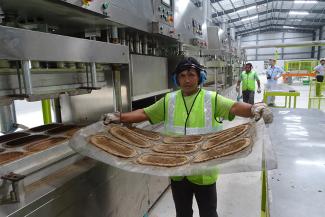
[212,9,325,21]
[211,0,325,17]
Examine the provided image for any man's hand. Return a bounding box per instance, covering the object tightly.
[274,76,278,81]
[102,112,120,125]
[251,102,273,124]
[236,85,240,93]
[257,87,262,94]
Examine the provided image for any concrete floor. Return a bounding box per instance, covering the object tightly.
[148,76,313,217]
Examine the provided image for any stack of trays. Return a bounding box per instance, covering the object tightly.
[0,124,81,166]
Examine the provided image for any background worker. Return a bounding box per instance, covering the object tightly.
[314,58,325,97]
[236,63,261,105]
[265,59,284,106]
[104,57,272,217]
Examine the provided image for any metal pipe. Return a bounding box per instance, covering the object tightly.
[41,99,52,124]
[16,61,23,95]
[53,98,62,123]
[0,103,17,134]
[90,62,97,87]
[112,26,118,44]
[142,35,148,55]
[135,33,140,54]
[112,65,122,113]
[22,60,33,95]
[129,34,134,53]
[120,29,126,45]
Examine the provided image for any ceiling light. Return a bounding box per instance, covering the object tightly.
[236,6,256,13]
[294,1,318,4]
[283,26,296,29]
[241,15,258,22]
[289,11,309,15]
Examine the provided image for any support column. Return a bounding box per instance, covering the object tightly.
[42,99,52,124]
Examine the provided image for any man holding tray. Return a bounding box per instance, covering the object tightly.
[104,57,272,217]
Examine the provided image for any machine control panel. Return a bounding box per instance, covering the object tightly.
[152,0,176,39]
[61,0,111,16]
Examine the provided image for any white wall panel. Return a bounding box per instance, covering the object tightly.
[283,47,312,53]
[241,31,315,61]
[246,49,256,55]
[241,41,257,46]
[284,32,312,38]
[257,47,277,55]
[259,40,282,45]
[284,37,312,43]
[258,33,282,40]
[283,53,311,59]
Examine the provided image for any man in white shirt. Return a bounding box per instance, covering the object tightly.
[314,58,325,82]
[314,58,325,96]
[265,59,284,105]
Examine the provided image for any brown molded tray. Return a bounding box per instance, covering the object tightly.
[4,135,50,148]
[46,125,79,135]
[28,123,62,132]
[0,152,26,165]
[24,137,68,153]
[0,132,31,143]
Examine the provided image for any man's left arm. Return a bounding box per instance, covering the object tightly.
[230,102,273,123]
[255,73,261,93]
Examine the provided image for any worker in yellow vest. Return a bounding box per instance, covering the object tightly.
[236,63,261,105]
[104,57,272,217]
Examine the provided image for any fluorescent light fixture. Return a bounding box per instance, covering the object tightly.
[289,11,309,15]
[294,1,318,4]
[236,6,256,13]
[241,15,258,22]
[283,26,296,29]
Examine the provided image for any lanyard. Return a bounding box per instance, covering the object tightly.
[181,89,201,135]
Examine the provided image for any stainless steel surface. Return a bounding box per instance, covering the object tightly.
[60,86,114,124]
[22,60,33,95]
[267,109,325,217]
[130,54,168,97]
[0,159,168,217]
[0,103,16,133]
[0,125,169,217]
[132,89,172,101]
[207,26,221,50]
[0,102,17,133]
[0,26,129,63]
[174,0,207,45]
[0,69,107,98]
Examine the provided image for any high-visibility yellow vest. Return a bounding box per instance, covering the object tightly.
[164,89,221,185]
[241,70,258,91]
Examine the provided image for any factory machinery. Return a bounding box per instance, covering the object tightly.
[0,1,245,216]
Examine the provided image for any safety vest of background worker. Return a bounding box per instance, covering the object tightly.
[236,63,261,105]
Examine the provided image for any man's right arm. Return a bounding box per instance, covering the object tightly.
[120,109,149,123]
